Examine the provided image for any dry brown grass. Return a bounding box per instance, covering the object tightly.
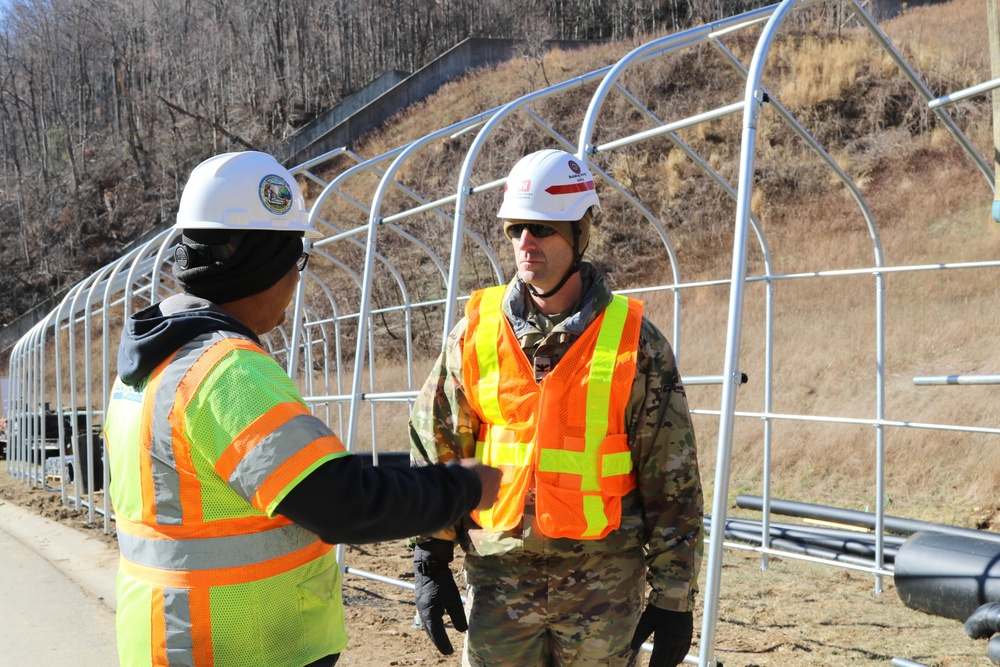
[883,0,991,79]
[775,35,867,108]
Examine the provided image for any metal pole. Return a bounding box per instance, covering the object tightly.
[699,3,809,663]
[989,0,1000,220]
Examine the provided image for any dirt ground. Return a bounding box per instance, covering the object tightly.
[0,469,989,666]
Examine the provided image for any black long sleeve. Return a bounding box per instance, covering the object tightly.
[275,454,481,544]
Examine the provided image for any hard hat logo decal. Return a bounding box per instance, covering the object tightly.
[259,175,293,215]
[514,179,531,193]
[568,160,581,174]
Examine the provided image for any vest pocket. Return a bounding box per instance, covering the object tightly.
[534,481,589,538]
[598,434,637,496]
[296,560,343,649]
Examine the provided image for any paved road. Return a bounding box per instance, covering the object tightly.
[0,499,119,666]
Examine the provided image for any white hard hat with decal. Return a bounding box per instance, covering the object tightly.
[496,149,600,223]
[174,151,322,238]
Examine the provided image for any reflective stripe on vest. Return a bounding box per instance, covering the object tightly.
[474,287,507,427]
[146,332,246,526]
[466,286,641,539]
[116,518,320,572]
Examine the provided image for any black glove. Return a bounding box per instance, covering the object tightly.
[413,538,467,655]
[630,606,693,667]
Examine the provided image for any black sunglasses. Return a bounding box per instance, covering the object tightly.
[296,252,310,272]
[505,223,558,240]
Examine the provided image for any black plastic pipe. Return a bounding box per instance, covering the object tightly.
[895,531,1000,621]
[737,495,1000,544]
[705,517,900,560]
[965,602,1000,639]
[722,528,891,570]
[990,636,1000,665]
[766,536,891,570]
[712,517,904,552]
[708,523,893,570]
[721,517,907,548]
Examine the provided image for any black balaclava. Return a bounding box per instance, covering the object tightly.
[172,229,303,304]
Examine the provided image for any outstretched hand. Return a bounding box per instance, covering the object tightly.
[458,458,502,510]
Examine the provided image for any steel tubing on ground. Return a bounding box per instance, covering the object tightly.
[705,516,902,560]
[717,526,894,570]
[712,516,907,547]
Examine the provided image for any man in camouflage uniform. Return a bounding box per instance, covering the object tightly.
[409,149,703,667]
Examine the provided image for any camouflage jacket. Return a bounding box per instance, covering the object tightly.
[409,263,704,611]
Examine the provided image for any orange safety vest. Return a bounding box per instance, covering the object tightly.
[105,331,350,667]
[463,285,642,540]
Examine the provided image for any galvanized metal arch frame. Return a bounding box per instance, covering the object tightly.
[79,262,116,524]
[297,274,344,430]
[300,146,489,285]
[301,247,359,433]
[699,0,894,587]
[300,148,455,281]
[300,203,420,449]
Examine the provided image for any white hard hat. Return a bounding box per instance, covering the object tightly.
[496,149,600,223]
[174,151,322,238]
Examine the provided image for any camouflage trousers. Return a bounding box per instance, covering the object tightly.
[461,548,644,667]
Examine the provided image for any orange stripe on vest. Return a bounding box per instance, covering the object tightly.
[115,513,293,541]
[118,540,334,588]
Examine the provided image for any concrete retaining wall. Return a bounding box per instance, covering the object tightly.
[275,69,411,163]
[282,37,592,166]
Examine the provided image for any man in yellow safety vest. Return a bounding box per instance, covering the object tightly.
[409,148,704,667]
[104,151,501,667]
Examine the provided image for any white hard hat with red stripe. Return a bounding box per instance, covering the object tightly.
[496,149,600,222]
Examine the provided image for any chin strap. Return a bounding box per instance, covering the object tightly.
[525,264,576,299]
